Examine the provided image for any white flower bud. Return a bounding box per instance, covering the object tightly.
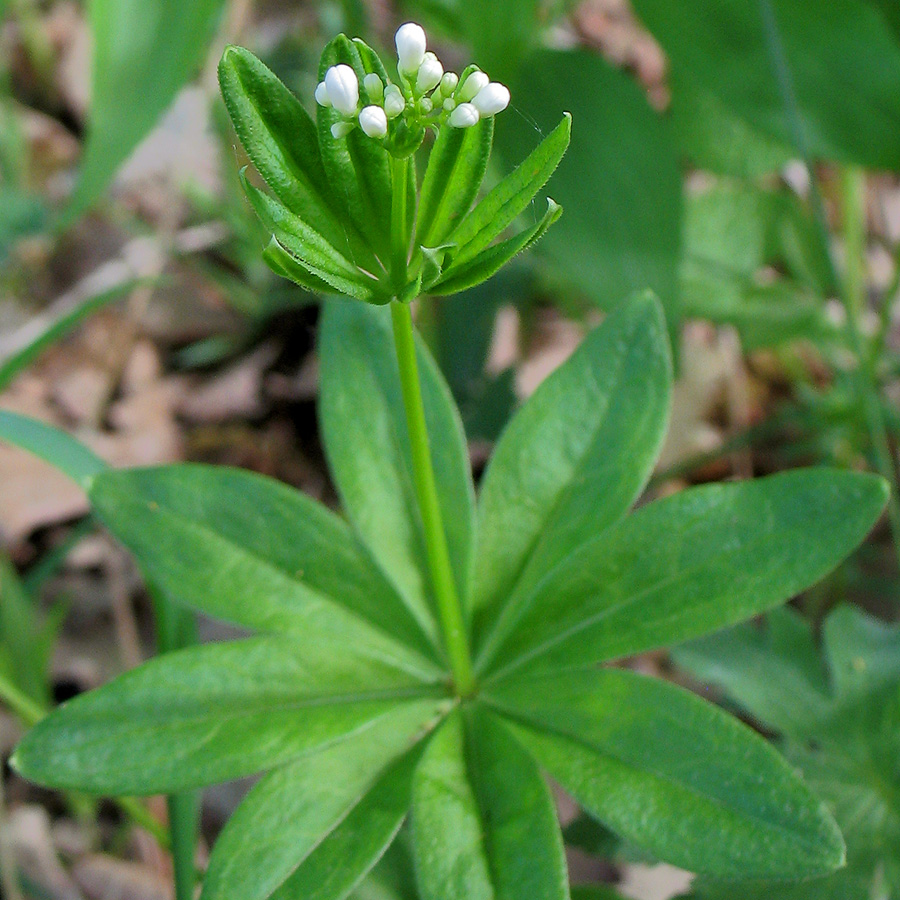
[472,82,510,116]
[331,121,355,139]
[383,84,405,119]
[457,70,489,103]
[449,102,480,128]
[443,97,457,111]
[359,105,388,138]
[324,65,359,116]
[416,52,443,93]
[315,81,331,107]
[439,72,459,96]
[363,72,384,103]
[396,22,427,75]
[419,97,433,114]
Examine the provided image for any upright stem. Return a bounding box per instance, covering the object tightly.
[389,156,476,695]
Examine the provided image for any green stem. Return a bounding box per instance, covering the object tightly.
[388,155,475,695]
[841,169,900,576]
[390,301,476,695]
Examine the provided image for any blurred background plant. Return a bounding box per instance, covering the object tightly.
[1,0,899,898]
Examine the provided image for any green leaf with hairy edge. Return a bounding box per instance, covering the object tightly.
[489,668,845,879]
[429,198,562,295]
[319,300,475,633]
[89,465,442,672]
[416,117,494,248]
[495,51,681,325]
[673,608,832,738]
[63,0,226,224]
[632,0,900,171]
[472,294,671,665]
[485,470,887,680]
[0,410,106,488]
[447,114,571,267]
[241,175,384,303]
[218,46,378,272]
[263,236,334,294]
[318,36,393,262]
[12,635,445,795]
[411,708,567,900]
[203,729,436,900]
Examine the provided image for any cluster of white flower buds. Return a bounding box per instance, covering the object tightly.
[314,22,510,143]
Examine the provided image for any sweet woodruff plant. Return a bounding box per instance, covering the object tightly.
[8,22,891,900]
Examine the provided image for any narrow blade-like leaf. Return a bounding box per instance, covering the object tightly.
[0,410,106,488]
[203,717,439,900]
[89,465,442,672]
[263,236,334,294]
[319,301,475,635]
[218,45,377,270]
[318,36,393,263]
[488,668,845,878]
[429,198,562,295]
[486,469,887,679]
[12,636,446,794]
[447,114,570,266]
[473,293,671,665]
[416,118,494,249]
[411,708,567,900]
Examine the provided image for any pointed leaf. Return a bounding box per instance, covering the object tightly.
[472,294,671,664]
[319,301,475,634]
[242,175,384,303]
[411,709,567,900]
[430,198,562,295]
[486,470,887,680]
[416,118,494,248]
[318,36,393,262]
[263,236,334,294]
[203,722,438,900]
[447,114,571,266]
[489,668,845,879]
[0,410,106,488]
[88,465,442,672]
[218,45,377,270]
[12,636,446,794]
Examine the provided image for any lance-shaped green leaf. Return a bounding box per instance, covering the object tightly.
[673,607,833,738]
[485,469,887,680]
[203,714,440,900]
[318,36,394,263]
[416,118,494,249]
[263,236,334,294]
[488,668,845,879]
[319,301,475,637]
[218,45,377,271]
[12,636,445,795]
[411,709,567,900]
[429,199,562,295]
[242,175,385,303]
[446,114,571,266]
[0,410,106,488]
[472,294,671,664]
[88,465,442,673]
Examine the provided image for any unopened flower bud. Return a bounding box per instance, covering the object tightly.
[472,82,510,116]
[419,97,433,114]
[359,105,388,138]
[315,81,331,107]
[439,72,459,96]
[396,22,427,75]
[383,84,405,119]
[443,97,457,112]
[331,120,355,139]
[416,52,443,93]
[324,65,359,116]
[449,102,480,128]
[363,73,384,104]
[457,70,489,103]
